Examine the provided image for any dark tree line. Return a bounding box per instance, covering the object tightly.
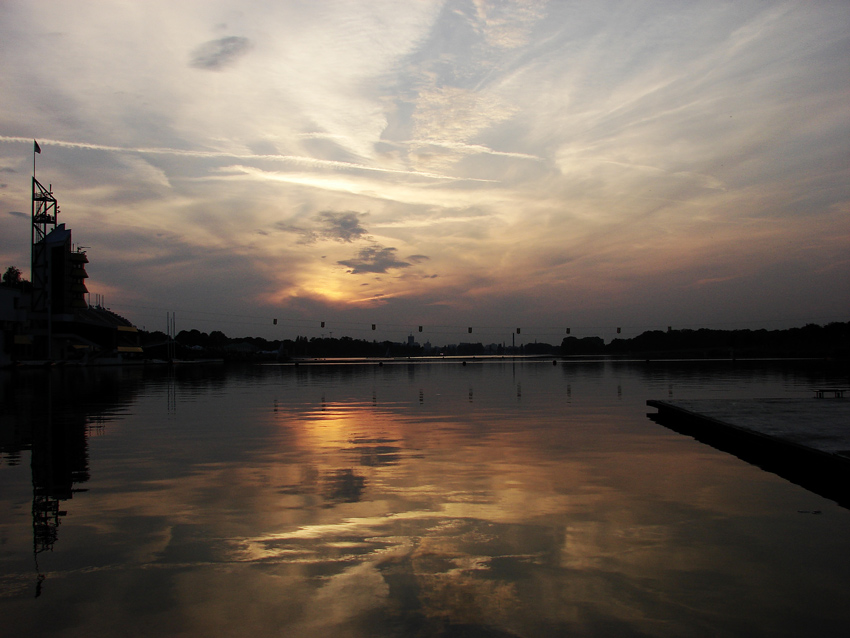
[133,321,850,361]
[603,323,849,359]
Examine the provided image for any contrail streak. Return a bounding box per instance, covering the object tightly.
[0,136,496,182]
[407,139,543,161]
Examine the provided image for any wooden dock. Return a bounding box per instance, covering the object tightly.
[647,398,850,508]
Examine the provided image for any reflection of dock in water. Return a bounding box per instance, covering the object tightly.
[647,397,850,508]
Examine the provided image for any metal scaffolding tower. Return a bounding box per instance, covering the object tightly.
[31,176,59,314]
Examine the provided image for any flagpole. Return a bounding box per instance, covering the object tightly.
[33,139,40,179]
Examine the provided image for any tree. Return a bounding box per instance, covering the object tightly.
[2,266,23,287]
[208,330,229,347]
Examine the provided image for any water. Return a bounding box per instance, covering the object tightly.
[1,359,849,637]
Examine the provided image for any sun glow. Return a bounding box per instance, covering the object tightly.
[2,1,847,338]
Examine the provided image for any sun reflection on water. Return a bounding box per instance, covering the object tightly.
[2,362,850,636]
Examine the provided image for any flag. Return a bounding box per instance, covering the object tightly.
[34,140,41,154]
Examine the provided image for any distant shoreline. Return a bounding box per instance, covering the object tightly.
[139,322,849,362]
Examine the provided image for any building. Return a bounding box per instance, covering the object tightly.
[0,170,142,365]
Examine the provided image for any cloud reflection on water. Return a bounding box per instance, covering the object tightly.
[2,362,850,636]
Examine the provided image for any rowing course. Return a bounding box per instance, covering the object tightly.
[647,398,850,508]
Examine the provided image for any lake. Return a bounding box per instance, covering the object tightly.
[1,359,849,637]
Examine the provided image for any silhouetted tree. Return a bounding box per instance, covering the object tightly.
[208,330,229,347]
[2,266,23,287]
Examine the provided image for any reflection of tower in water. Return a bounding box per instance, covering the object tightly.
[31,413,90,554]
[0,374,91,595]
[2,368,142,596]
[30,376,90,588]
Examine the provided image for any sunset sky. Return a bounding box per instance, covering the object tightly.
[1,0,848,343]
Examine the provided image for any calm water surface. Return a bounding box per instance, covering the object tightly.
[1,360,849,637]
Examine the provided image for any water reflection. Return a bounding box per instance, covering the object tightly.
[1,367,144,597]
[1,361,849,636]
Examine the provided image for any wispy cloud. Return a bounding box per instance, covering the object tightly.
[0,136,496,182]
[1,1,848,336]
[405,139,543,161]
[190,36,253,70]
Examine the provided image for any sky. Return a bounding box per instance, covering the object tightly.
[1,0,848,344]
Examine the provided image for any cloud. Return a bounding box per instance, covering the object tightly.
[1,1,848,335]
[7,211,27,218]
[338,245,412,274]
[411,85,518,146]
[190,36,252,70]
[276,211,371,245]
[0,136,494,182]
[408,139,542,161]
[315,211,370,243]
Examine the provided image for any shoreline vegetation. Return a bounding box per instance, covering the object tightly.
[3,268,847,365]
[141,322,849,362]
